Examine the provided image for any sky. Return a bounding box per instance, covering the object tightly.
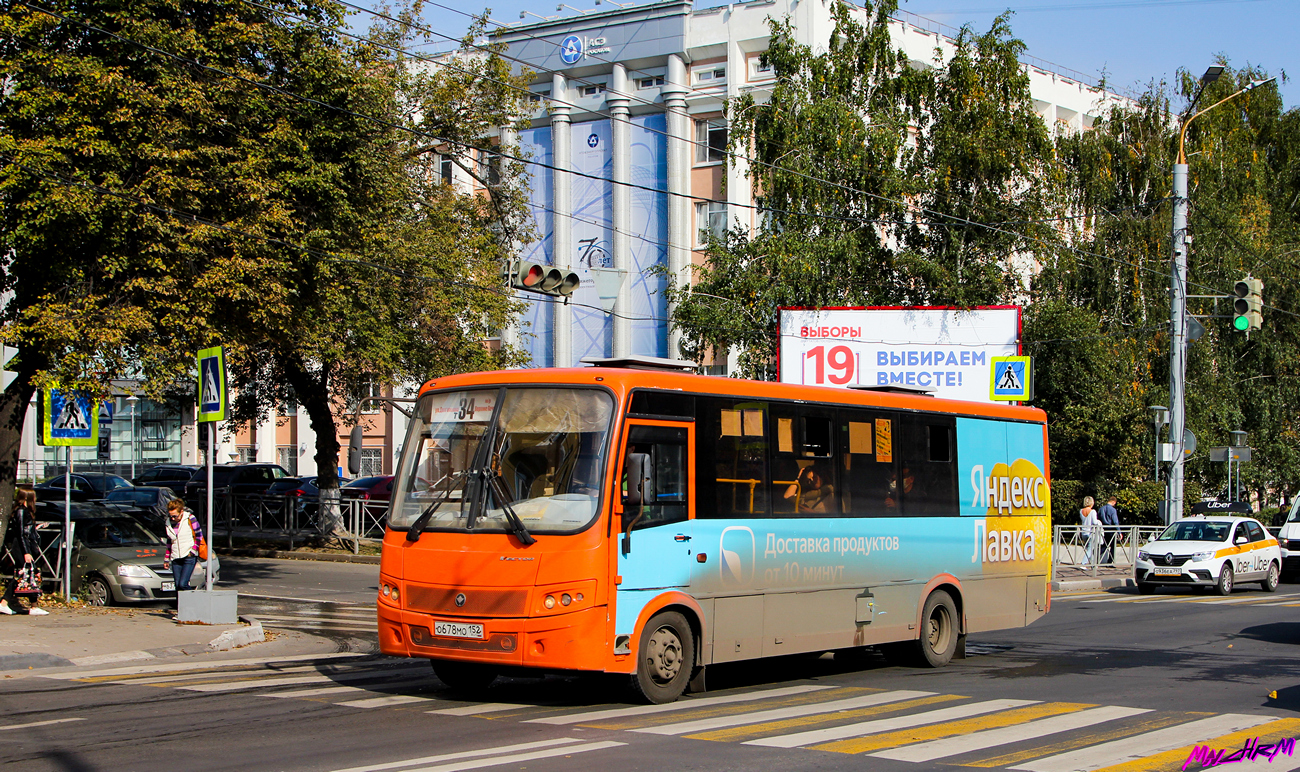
[420,0,1297,109]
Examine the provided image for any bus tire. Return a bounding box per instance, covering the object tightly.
[631,611,694,705]
[431,660,497,692]
[916,590,959,668]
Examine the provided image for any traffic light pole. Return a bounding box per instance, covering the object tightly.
[1168,162,1189,522]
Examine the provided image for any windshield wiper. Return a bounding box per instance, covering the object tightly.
[405,471,463,542]
[485,473,536,546]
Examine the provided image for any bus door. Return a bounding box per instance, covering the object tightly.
[617,420,694,589]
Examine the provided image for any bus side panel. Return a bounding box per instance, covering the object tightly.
[761,589,860,657]
[711,595,764,663]
[962,576,1029,633]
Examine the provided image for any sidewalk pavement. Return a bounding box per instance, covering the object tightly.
[0,604,340,675]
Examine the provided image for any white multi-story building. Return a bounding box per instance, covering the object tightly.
[474,0,1130,371]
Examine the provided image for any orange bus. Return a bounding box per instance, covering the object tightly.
[376,358,1051,703]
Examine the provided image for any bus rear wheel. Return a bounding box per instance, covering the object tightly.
[917,591,959,667]
[431,660,497,692]
[631,611,694,705]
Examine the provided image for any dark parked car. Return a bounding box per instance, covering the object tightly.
[132,465,200,496]
[34,501,218,606]
[341,475,394,502]
[102,486,178,537]
[185,463,289,514]
[263,476,350,522]
[35,473,133,501]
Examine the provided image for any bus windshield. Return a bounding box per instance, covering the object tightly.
[390,387,614,535]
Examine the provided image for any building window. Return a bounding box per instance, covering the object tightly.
[748,55,773,80]
[694,66,726,84]
[638,76,665,89]
[694,118,727,164]
[277,446,298,476]
[361,382,383,414]
[696,201,727,246]
[439,154,453,186]
[528,89,550,104]
[140,420,166,453]
[236,446,256,464]
[581,83,606,97]
[359,448,383,477]
[477,149,500,186]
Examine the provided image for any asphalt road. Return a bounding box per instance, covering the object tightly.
[4,572,1300,772]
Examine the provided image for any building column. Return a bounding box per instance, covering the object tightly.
[609,64,633,358]
[499,124,522,356]
[551,73,574,368]
[256,412,277,464]
[296,406,318,476]
[665,55,691,361]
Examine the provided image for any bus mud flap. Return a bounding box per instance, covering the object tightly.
[688,665,707,694]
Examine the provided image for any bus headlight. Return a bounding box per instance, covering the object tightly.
[544,595,556,609]
[561,593,572,606]
[382,584,391,597]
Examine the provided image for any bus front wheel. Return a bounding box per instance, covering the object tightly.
[431,660,497,692]
[631,611,695,704]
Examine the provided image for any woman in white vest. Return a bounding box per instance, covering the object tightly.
[163,499,205,592]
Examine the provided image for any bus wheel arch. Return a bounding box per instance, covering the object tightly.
[917,575,966,636]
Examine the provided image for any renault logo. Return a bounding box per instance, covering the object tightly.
[1165,553,1174,564]
[454,593,466,607]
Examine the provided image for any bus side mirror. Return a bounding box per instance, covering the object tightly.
[347,425,364,476]
[622,453,650,556]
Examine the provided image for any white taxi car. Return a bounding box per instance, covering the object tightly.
[1135,515,1281,595]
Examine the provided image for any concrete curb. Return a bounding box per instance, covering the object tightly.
[222,548,380,565]
[0,652,75,671]
[208,617,266,651]
[1052,577,1135,592]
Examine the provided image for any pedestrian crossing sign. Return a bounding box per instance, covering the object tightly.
[990,356,1033,401]
[38,388,99,446]
[197,345,227,423]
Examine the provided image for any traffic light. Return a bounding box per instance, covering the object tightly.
[508,260,579,297]
[1232,277,1263,332]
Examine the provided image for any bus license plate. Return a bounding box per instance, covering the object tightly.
[434,621,484,639]
[161,582,176,591]
[1152,568,1182,576]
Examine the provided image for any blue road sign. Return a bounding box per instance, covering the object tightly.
[197,345,227,422]
[41,389,98,446]
[98,401,113,425]
[990,356,1033,401]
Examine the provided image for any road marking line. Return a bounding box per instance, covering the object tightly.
[45,652,369,680]
[526,684,834,725]
[745,699,1038,749]
[428,703,536,717]
[335,693,445,708]
[178,667,423,693]
[106,664,325,685]
[252,610,377,620]
[871,705,1152,762]
[330,740,622,772]
[238,592,374,606]
[1083,718,1300,772]
[0,718,86,731]
[688,694,968,743]
[267,678,443,699]
[590,687,870,730]
[633,690,934,736]
[330,739,587,772]
[959,711,1215,768]
[1010,713,1277,772]
[811,702,1091,755]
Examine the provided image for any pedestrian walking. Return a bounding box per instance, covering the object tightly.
[1,486,49,615]
[1079,496,1102,567]
[163,499,206,593]
[1099,496,1120,564]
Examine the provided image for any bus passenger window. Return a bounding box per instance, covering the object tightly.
[841,411,896,517]
[624,425,688,530]
[707,401,769,518]
[772,410,838,516]
[803,416,832,457]
[900,417,958,516]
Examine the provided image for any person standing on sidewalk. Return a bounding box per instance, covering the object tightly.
[1,486,49,615]
[163,499,205,593]
[1079,496,1102,567]
[1098,496,1120,564]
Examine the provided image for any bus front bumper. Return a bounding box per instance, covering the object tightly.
[377,602,608,671]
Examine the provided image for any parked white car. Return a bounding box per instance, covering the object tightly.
[1135,515,1281,595]
[1278,498,1300,577]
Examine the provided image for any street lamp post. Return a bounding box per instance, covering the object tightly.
[1167,68,1276,522]
[125,395,139,480]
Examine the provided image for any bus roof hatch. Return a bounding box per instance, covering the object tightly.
[580,356,698,372]
[848,384,936,397]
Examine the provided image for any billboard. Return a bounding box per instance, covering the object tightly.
[778,307,1021,403]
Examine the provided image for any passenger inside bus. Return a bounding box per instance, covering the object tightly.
[783,464,834,514]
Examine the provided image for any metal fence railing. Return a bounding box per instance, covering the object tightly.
[202,491,387,553]
[1052,525,1165,580]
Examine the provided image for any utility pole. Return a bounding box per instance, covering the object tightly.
[1166,68,1275,521]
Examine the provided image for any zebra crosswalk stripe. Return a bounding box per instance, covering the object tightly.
[810,702,1093,755]
[329,738,590,772]
[179,668,423,693]
[958,712,1216,768]
[266,678,444,699]
[870,705,1153,763]
[687,693,968,743]
[429,704,537,717]
[1011,713,1276,772]
[526,684,833,725]
[336,694,444,709]
[1081,718,1300,772]
[330,741,626,772]
[746,698,1038,749]
[631,690,935,736]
